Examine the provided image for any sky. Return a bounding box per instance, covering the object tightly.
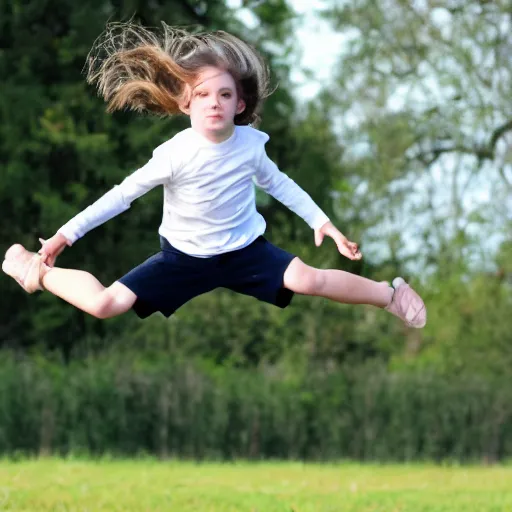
[226,0,345,100]
[286,0,347,99]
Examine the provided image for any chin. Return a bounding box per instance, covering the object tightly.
[208,124,232,135]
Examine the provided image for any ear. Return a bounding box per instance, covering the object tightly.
[236,99,246,115]
[179,102,190,115]
[178,86,192,115]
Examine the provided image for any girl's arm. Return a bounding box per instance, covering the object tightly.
[254,150,361,260]
[40,145,172,265]
[254,150,330,230]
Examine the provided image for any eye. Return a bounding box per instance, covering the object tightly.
[222,92,232,98]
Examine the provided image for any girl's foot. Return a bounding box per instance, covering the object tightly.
[385,277,426,328]
[2,244,46,293]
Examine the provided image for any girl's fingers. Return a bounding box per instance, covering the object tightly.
[314,230,325,247]
[324,230,362,259]
[344,241,362,260]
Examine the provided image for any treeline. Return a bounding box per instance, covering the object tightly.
[1,353,510,462]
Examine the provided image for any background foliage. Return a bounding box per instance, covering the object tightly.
[0,0,511,459]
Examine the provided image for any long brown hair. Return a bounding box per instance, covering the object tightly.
[85,22,271,125]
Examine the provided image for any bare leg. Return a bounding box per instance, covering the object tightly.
[41,267,137,319]
[283,257,393,307]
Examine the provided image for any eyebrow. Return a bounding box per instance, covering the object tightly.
[193,86,234,94]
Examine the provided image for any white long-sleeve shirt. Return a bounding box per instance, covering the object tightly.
[58,126,330,257]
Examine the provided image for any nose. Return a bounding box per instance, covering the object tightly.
[210,96,220,109]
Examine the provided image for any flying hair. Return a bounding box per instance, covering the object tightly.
[85,22,272,125]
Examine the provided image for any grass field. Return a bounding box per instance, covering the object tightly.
[0,459,511,511]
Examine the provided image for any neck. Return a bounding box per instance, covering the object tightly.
[194,126,235,144]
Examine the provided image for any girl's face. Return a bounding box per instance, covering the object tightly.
[181,66,246,143]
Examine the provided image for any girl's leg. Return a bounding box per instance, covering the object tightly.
[41,268,137,319]
[283,257,426,328]
[283,257,393,307]
[3,244,136,319]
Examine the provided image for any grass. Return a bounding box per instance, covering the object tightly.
[0,458,511,511]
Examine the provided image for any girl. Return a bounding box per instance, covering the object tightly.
[2,23,426,328]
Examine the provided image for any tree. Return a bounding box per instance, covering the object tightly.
[0,0,296,355]
[319,0,512,374]
[321,0,511,272]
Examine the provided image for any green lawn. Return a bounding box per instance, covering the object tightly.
[0,459,511,511]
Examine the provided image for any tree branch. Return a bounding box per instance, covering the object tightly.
[408,118,512,167]
[498,166,512,190]
[409,144,492,166]
[489,119,512,154]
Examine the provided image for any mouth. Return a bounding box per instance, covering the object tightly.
[207,114,223,120]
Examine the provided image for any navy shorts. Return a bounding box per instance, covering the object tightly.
[118,236,297,319]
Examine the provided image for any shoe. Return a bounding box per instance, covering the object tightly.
[2,244,44,293]
[385,277,426,328]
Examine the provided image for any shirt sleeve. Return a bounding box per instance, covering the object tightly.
[254,149,330,230]
[58,143,173,244]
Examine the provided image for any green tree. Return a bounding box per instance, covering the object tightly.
[319,0,512,373]
[321,0,510,268]
[0,0,296,356]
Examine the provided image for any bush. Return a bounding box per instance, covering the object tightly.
[0,352,510,462]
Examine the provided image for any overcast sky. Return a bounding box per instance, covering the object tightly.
[287,0,346,99]
[227,0,345,100]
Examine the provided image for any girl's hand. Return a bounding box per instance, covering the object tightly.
[314,221,362,261]
[38,232,71,267]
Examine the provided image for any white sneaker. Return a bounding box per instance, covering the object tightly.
[2,244,44,294]
[385,277,427,328]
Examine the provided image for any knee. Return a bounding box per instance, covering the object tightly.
[291,265,326,296]
[89,292,117,319]
[305,268,327,296]
[89,288,133,319]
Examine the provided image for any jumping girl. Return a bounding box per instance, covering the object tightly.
[2,23,426,328]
